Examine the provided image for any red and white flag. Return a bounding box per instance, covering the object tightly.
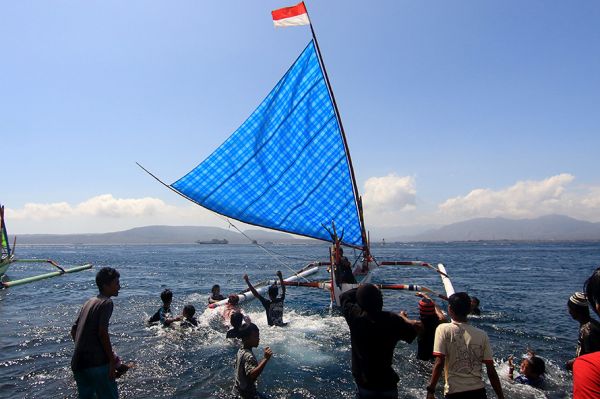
[271,2,310,28]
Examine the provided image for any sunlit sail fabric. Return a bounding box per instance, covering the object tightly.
[172,41,363,247]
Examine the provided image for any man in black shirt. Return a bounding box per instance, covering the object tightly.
[341,284,421,398]
[244,271,287,326]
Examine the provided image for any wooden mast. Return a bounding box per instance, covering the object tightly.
[304,5,369,251]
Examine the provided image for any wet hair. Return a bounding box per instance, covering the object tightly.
[228,294,239,305]
[238,322,259,339]
[268,284,278,298]
[448,292,471,319]
[584,267,600,314]
[211,284,220,292]
[230,311,244,329]
[568,298,590,317]
[160,289,173,303]
[356,284,383,313]
[95,267,120,290]
[183,304,196,318]
[528,356,546,376]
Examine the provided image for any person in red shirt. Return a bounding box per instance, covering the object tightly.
[573,266,600,398]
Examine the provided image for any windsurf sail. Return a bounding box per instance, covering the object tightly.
[170,41,364,248]
[1,205,11,258]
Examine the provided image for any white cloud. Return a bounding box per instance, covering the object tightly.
[437,173,600,222]
[363,174,416,212]
[5,194,223,234]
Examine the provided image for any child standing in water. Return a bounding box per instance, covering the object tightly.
[180,304,198,328]
[227,311,245,339]
[244,271,287,326]
[148,289,180,326]
[232,323,272,399]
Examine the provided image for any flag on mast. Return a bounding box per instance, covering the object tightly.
[272,2,310,28]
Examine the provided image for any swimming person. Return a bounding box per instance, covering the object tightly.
[508,350,545,388]
[223,294,251,327]
[566,291,600,370]
[470,296,481,316]
[341,284,420,398]
[71,267,121,399]
[427,292,504,399]
[180,304,198,328]
[232,323,273,399]
[208,284,226,304]
[227,311,245,339]
[573,266,600,397]
[244,271,287,326]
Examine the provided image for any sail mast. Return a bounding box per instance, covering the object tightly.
[304,6,368,249]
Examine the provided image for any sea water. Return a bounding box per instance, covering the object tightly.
[0,242,598,398]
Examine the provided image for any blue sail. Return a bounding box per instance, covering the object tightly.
[171,41,364,247]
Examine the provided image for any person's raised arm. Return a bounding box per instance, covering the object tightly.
[277,270,285,299]
[248,347,273,380]
[486,362,505,399]
[243,274,263,300]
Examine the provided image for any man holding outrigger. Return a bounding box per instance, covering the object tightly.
[244,271,287,327]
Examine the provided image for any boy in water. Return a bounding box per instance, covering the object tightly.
[71,267,121,399]
[208,284,226,304]
[227,311,245,339]
[244,271,287,326]
[566,291,600,370]
[427,292,504,399]
[508,351,545,388]
[180,304,198,328]
[470,296,481,316]
[232,323,273,399]
[148,289,179,326]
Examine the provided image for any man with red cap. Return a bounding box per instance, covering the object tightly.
[416,293,447,361]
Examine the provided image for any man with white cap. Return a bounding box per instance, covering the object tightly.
[566,291,600,370]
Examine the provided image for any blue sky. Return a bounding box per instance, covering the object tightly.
[2,1,599,234]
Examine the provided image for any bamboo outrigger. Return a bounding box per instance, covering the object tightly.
[0,204,92,288]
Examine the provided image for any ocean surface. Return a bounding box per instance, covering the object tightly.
[1,242,599,399]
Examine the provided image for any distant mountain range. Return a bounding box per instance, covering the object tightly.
[9,215,600,244]
[10,225,305,245]
[404,215,600,242]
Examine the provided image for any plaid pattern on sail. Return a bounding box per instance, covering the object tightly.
[172,41,363,247]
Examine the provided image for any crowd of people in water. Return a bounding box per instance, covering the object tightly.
[69,263,600,399]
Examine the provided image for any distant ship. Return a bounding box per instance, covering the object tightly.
[195,239,229,245]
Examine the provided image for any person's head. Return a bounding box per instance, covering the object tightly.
[584,267,600,317]
[418,298,436,321]
[448,292,471,321]
[470,296,480,310]
[239,322,260,348]
[356,284,383,314]
[338,247,344,256]
[230,311,244,329]
[521,356,545,379]
[228,294,239,306]
[160,289,173,307]
[568,292,589,322]
[211,284,221,296]
[96,267,120,296]
[268,284,278,300]
[182,304,195,319]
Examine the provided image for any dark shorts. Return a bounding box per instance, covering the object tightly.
[445,388,487,399]
[356,386,398,399]
[73,364,118,399]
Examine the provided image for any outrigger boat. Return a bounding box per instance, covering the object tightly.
[139,2,454,310]
[0,204,92,288]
